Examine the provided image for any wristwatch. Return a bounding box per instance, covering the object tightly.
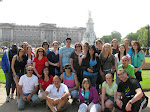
[129,101,132,105]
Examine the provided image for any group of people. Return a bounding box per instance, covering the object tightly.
[1,37,148,112]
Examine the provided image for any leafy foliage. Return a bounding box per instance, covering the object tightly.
[100,31,122,43]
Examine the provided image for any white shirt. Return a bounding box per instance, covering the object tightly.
[45,83,68,99]
[18,74,39,94]
[114,53,130,66]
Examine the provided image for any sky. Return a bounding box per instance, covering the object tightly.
[0,0,150,38]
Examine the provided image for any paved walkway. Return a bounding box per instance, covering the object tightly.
[0,84,149,112]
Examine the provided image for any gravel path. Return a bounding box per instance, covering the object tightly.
[0,84,149,112]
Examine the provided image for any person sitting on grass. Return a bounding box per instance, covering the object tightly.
[38,66,53,101]
[18,66,40,110]
[78,78,101,112]
[114,68,148,112]
[43,75,70,112]
[100,73,117,112]
[60,63,79,105]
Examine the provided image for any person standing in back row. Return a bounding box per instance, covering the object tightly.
[1,44,18,102]
[59,38,74,73]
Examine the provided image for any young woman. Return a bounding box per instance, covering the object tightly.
[111,39,119,55]
[95,39,103,91]
[79,42,89,66]
[47,41,60,76]
[78,78,101,112]
[33,47,48,78]
[38,66,53,101]
[131,41,146,82]
[95,39,103,56]
[42,40,50,55]
[99,43,115,81]
[123,38,132,56]
[100,73,117,112]
[81,45,100,87]
[25,45,34,68]
[21,42,28,55]
[60,63,79,104]
[11,48,27,103]
[115,44,131,84]
[70,42,83,86]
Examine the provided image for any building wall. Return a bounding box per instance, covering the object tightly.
[0,23,86,47]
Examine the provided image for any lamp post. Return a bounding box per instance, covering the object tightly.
[145,25,149,55]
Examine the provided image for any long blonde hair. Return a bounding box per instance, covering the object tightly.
[101,43,112,56]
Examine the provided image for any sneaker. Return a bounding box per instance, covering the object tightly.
[6,96,9,102]
[10,93,14,99]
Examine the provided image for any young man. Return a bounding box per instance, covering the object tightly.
[117,56,135,78]
[59,38,74,73]
[114,68,148,112]
[18,66,39,110]
[1,44,18,102]
[43,75,70,112]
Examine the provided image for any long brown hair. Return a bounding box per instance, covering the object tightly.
[131,41,141,52]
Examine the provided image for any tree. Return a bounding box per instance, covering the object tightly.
[100,35,112,43]
[111,31,122,42]
[124,32,138,42]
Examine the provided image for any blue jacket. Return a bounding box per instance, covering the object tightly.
[1,50,10,73]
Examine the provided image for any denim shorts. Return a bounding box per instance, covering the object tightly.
[13,73,24,78]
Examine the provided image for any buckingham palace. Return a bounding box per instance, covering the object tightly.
[0,23,86,47]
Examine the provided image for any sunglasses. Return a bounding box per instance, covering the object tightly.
[43,44,48,45]
[28,70,33,71]
[38,51,43,52]
[65,67,71,69]
[118,72,125,76]
[76,45,81,48]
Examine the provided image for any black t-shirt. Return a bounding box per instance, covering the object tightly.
[117,78,142,97]
[112,48,118,55]
[95,48,102,55]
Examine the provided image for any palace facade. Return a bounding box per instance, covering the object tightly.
[0,23,86,47]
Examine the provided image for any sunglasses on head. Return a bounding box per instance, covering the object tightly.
[43,43,48,45]
[118,72,125,76]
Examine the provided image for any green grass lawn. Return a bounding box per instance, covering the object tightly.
[0,69,5,83]
[140,70,150,91]
[145,57,150,63]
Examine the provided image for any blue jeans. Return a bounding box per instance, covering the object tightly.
[83,74,98,87]
[5,72,16,90]
[18,93,40,110]
[70,90,78,98]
